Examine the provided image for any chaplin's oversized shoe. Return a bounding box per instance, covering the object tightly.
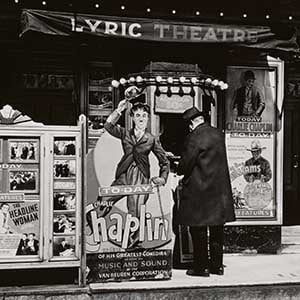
[186,268,210,277]
[210,266,224,275]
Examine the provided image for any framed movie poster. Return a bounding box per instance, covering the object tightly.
[53,159,76,178]
[53,192,76,211]
[53,236,76,257]
[0,201,40,257]
[9,169,39,193]
[53,213,76,234]
[225,58,284,225]
[53,138,76,156]
[8,139,39,163]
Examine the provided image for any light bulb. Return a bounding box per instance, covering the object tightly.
[119,78,127,85]
[136,76,144,83]
[111,80,120,88]
[167,77,174,84]
[156,76,163,82]
[179,76,186,83]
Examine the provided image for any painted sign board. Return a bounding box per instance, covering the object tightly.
[85,132,173,282]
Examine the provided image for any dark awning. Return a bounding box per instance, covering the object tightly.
[20,9,300,53]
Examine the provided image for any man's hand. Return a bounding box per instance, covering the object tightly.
[165,151,175,158]
[151,177,165,186]
[116,99,129,114]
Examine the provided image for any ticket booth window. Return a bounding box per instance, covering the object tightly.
[159,114,189,157]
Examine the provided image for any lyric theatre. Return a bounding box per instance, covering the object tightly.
[0,5,299,286]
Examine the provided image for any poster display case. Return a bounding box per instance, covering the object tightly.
[0,105,86,283]
[50,135,81,261]
[224,57,284,225]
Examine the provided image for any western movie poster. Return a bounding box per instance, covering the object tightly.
[225,66,277,222]
[0,201,40,257]
[85,131,173,282]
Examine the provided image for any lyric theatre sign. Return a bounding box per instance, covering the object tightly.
[21,9,275,44]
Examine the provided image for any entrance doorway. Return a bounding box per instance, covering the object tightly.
[159,113,189,158]
[283,99,300,225]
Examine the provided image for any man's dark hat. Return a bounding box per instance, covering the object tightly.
[244,70,256,81]
[182,107,207,121]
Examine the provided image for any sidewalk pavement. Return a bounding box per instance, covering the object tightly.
[0,254,300,300]
[90,253,300,291]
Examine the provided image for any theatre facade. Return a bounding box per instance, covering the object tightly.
[0,5,299,286]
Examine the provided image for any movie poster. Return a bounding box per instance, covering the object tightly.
[0,137,40,258]
[0,201,40,257]
[225,66,277,222]
[85,132,173,282]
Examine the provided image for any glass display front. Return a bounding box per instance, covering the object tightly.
[0,137,41,259]
[52,137,77,258]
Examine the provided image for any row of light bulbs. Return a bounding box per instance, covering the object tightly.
[96,4,297,20]
[12,1,295,20]
[14,0,47,4]
[111,76,228,90]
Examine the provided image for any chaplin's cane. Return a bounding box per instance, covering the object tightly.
[156,185,168,239]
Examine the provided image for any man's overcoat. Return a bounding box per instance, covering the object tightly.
[176,122,235,226]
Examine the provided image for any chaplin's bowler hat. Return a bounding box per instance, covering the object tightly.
[182,107,207,121]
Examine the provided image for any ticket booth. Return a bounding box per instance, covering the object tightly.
[0,104,86,285]
[135,63,220,156]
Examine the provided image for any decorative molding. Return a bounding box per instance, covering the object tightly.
[0,105,44,126]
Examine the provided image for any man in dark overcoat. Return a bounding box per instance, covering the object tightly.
[176,107,235,277]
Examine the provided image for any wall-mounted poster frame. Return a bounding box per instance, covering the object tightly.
[0,132,43,263]
[0,106,86,286]
[225,56,284,225]
[53,159,76,179]
[8,169,39,194]
[49,133,82,263]
[8,138,39,163]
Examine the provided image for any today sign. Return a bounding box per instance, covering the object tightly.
[99,184,154,197]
